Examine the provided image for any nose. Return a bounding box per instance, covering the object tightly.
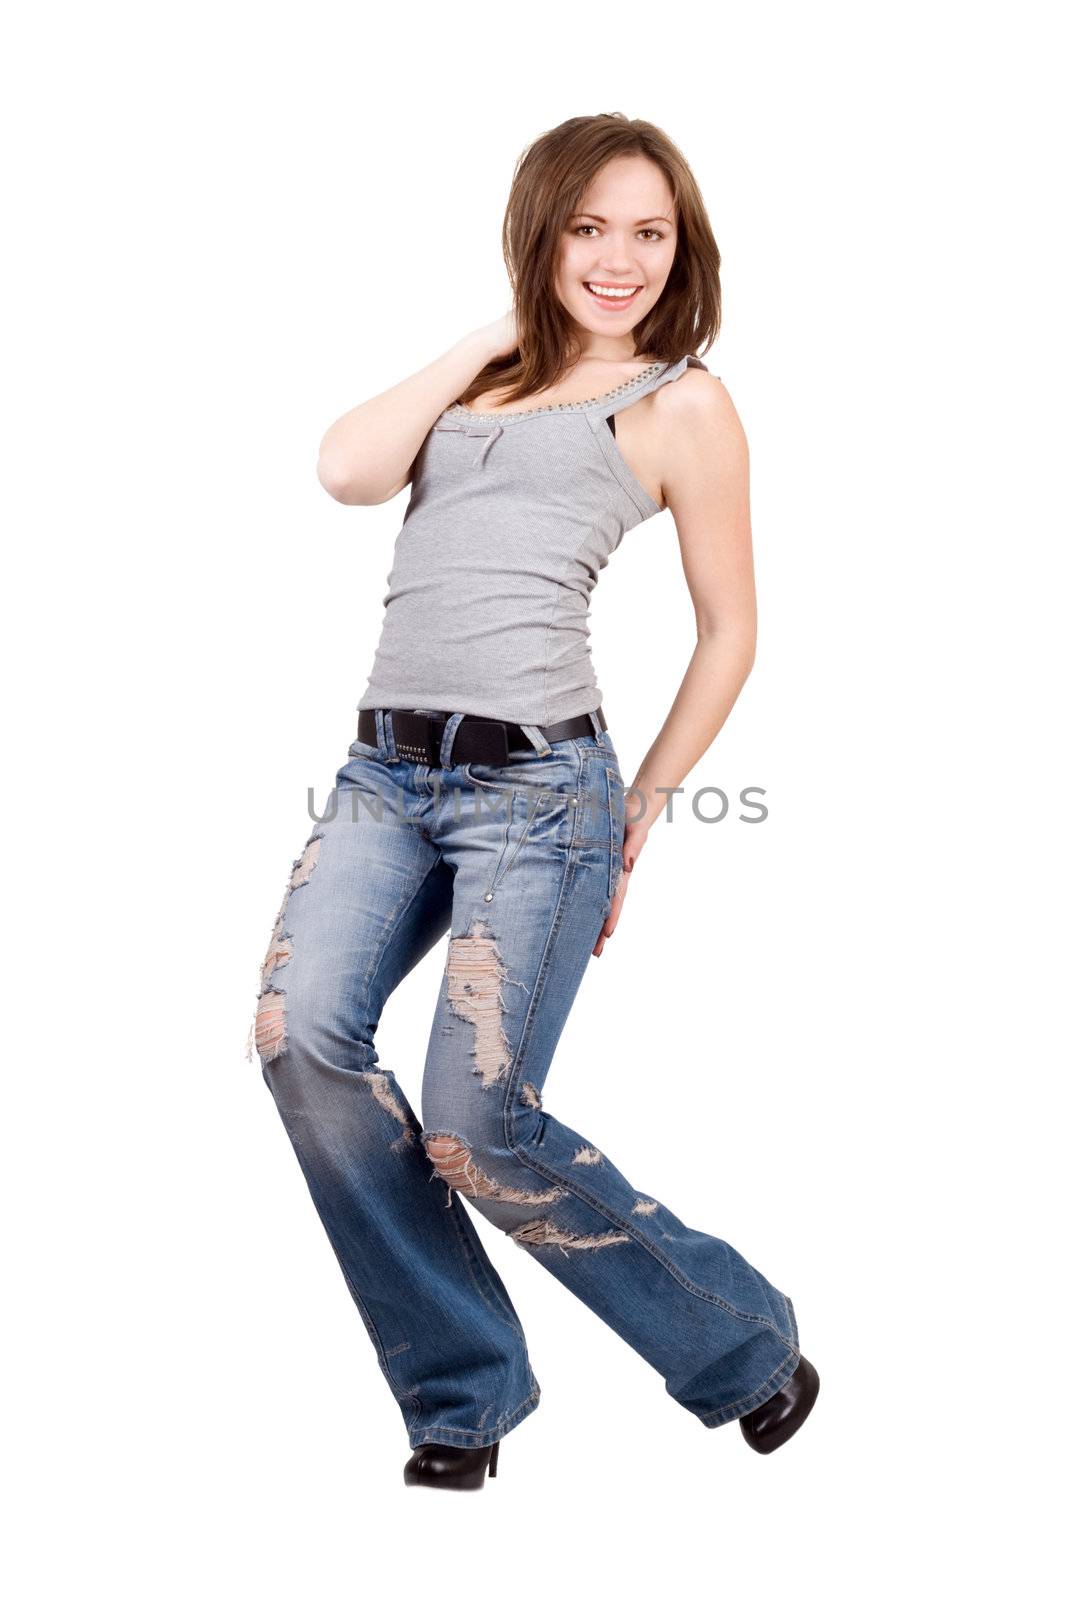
[593,250,640,278]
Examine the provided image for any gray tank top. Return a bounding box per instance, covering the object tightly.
[356,353,710,725]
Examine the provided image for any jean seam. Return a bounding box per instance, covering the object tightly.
[362,849,442,1004]
[499,810,581,1130]
[784,1293,799,1348]
[319,1222,423,1427]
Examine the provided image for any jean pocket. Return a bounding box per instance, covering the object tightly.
[463,742,579,796]
[572,752,623,846]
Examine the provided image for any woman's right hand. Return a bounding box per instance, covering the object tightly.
[471,306,519,363]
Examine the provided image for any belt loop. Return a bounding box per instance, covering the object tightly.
[376,708,399,762]
[588,704,606,743]
[437,711,466,769]
[519,721,552,757]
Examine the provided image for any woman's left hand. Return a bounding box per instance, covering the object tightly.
[592,821,649,957]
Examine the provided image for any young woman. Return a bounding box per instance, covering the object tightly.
[250,113,819,1490]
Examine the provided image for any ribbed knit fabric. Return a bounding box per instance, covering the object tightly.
[356,353,710,725]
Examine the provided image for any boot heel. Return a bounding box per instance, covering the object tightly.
[488,1440,499,1478]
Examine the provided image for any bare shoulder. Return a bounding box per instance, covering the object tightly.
[653,366,747,495]
[654,364,743,435]
[650,368,749,518]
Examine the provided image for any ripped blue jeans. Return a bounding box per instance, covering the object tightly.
[251,709,800,1449]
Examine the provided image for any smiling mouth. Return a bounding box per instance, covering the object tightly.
[583,282,643,308]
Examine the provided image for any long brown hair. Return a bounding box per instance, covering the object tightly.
[456,113,722,409]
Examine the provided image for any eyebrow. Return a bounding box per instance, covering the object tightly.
[571,212,674,226]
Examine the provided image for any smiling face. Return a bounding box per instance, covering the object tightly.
[554,154,679,358]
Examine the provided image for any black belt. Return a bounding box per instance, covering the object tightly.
[357,704,608,767]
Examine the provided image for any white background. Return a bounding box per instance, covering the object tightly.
[5,2,1063,1595]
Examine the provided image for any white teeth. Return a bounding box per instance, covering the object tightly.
[586,283,640,298]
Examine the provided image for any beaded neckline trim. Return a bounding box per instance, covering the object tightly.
[443,360,670,422]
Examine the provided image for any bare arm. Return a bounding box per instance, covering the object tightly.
[629,371,756,829]
[594,371,755,957]
[317,316,513,506]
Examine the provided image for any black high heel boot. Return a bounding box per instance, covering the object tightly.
[403,1438,500,1489]
[739,1354,820,1454]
